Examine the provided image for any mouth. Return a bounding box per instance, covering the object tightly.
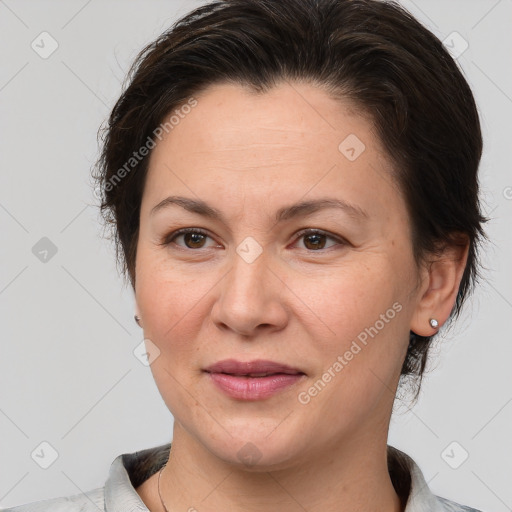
[203,359,306,400]
[204,359,305,376]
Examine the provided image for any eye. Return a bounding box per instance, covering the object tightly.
[160,228,219,250]
[160,227,347,252]
[293,229,346,251]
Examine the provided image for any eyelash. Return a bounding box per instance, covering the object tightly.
[159,227,347,252]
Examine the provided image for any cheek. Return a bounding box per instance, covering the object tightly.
[138,277,208,346]
[301,258,410,401]
[135,245,221,362]
[296,266,408,431]
[308,261,402,343]
[135,257,213,416]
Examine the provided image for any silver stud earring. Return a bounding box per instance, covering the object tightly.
[429,318,439,329]
[134,315,142,327]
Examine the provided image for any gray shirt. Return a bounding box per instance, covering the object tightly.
[2,444,483,511]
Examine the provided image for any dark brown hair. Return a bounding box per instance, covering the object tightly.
[92,0,487,398]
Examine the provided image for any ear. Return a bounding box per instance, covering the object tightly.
[134,293,142,327]
[410,236,469,336]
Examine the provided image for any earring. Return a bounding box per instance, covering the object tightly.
[429,318,439,329]
[134,315,142,327]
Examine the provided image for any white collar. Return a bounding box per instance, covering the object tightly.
[103,444,466,512]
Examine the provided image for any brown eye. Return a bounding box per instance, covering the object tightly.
[302,233,327,250]
[182,231,207,249]
[294,229,345,251]
[162,228,217,250]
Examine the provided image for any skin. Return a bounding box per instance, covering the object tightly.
[133,81,469,512]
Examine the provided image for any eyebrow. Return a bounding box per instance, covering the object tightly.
[150,195,368,223]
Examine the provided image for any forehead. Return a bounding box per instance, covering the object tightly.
[142,81,401,220]
[151,81,378,161]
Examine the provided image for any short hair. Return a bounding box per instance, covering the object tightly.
[92,0,488,399]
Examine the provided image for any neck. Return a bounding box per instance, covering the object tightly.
[158,424,404,512]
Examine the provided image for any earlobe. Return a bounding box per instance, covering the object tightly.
[134,303,142,328]
[134,295,142,327]
[410,238,469,336]
[429,318,439,329]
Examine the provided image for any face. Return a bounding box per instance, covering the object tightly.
[135,82,423,469]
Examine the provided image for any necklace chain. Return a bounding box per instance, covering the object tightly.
[157,465,170,512]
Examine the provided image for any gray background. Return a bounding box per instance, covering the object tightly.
[1,0,511,510]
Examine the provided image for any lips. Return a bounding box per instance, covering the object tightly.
[204,359,305,400]
[204,359,304,377]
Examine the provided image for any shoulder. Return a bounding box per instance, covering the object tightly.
[387,445,485,512]
[1,443,170,512]
[436,495,484,512]
[1,486,105,512]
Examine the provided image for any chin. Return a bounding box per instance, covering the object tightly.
[199,419,309,471]
[218,442,301,472]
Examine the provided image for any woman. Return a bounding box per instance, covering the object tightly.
[6,0,488,510]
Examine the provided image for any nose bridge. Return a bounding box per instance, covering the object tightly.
[226,241,271,306]
[212,240,287,334]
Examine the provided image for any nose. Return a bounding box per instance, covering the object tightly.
[210,246,289,337]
